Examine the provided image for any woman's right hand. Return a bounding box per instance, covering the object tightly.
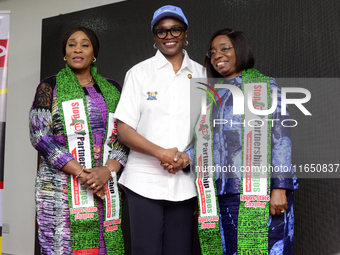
[77,168,91,185]
[83,167,111,197]
[78,169,107,199]
[118,120,181,166]
[159,148,188,173]
[118,121,187,173]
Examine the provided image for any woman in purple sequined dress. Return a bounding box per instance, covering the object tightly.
[29,27,128,254]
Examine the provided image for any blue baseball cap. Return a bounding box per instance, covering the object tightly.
[151,5,188,32]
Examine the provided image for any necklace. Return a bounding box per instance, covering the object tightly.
[173,68,180,71]
[80,77,92,86]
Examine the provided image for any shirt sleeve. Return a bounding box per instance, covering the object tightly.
[108,139,130,168]
[270,78,297,190]
[183,147,195,172]
[29,79,74,170]
[114,67,142,130]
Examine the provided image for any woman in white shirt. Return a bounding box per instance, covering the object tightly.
[114,5,205,255]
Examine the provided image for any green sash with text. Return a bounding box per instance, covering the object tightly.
[56,64,124,254]
[194,91,223,255]
[237,68,272,255]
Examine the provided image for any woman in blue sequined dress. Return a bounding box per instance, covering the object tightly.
[202,28,298,255]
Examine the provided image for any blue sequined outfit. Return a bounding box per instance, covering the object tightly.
[212,75,298,255]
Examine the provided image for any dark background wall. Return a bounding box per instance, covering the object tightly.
[40,0,340,254]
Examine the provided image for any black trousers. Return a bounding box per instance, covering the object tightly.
[125,188,196,255]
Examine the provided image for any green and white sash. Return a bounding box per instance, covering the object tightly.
[237,69,271,255]
[57,64,124,254]
[195,69,272,255]
[195,98,223,255]
[63,99,95,209]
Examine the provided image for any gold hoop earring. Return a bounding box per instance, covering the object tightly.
[153,43,158,49]
[93,57,97,63]
[184,41,189,46]
[64,56,67,61]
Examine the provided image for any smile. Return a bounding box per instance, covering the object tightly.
[217,61,227,68]
[164,42,176,46]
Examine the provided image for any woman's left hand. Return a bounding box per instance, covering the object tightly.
[270,188,287,215]
[83,166,111,196]
[96,187,107,200]
[160,151,190,174]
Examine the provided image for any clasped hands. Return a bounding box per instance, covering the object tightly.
[159,147,190,174]
[78,166,111,199]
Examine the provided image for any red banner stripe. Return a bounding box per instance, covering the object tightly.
[0,40,9,68]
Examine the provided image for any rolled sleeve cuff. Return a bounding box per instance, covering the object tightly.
[271,177,294,191]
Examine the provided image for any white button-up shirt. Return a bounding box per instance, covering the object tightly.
[115,50,206,201]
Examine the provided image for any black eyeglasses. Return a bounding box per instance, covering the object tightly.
[154,27,186,39]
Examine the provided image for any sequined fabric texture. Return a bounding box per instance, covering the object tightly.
[30,76,128,254]
[212,74,298,255]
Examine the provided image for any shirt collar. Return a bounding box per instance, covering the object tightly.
[154,49,194,73]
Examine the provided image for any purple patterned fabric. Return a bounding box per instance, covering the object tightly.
[29,77,128,254]
[85,85,107,128]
